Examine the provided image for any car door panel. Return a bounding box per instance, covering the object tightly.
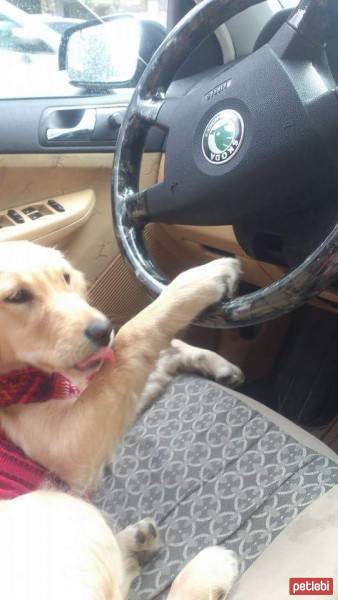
[0,152,162,284]
[0,95,164,153]
[0,187,95,245]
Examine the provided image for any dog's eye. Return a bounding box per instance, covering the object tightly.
[64,273,71,285]
[4,289,33,304]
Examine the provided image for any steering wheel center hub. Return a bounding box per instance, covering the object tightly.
[202,109,244,165]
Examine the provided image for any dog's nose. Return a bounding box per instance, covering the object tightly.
[85,319,113,347]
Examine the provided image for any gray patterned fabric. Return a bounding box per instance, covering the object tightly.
[94,375,338,599]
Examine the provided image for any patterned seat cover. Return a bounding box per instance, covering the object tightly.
[94,375,338,599]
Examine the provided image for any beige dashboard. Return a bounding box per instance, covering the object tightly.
[157,222,338,313]
[153,154,338,312]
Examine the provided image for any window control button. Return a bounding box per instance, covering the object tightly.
[7,209,25,224]
[48,199,65,212]
[22,206,36,214]
[29,212,43,220]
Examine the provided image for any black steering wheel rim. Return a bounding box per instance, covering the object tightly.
[112,0,338,329]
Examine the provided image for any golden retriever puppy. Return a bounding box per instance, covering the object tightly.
[0,241,240,599]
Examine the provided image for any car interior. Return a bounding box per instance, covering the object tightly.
[1,0,338,596]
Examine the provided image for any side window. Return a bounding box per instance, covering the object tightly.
[0,13,53,54]
[0,15,17,49]
[0,0,167,98]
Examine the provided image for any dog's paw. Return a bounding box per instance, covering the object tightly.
[171,340,244,388]
[119,518,161,565]
[172,258,241,307]
[215,362,245,388]
[167,546,239,600]
[202,258,241,301]
[133,518,160,552]
[196,348,244,388]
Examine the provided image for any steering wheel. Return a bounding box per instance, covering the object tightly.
[112,0,338,328]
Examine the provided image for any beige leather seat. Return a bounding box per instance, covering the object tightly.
[94,375,338,599]
[228,390,338,599]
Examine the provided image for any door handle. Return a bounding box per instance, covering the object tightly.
[46,108,96,142]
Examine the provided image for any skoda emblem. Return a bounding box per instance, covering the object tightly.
[202,109,244,165]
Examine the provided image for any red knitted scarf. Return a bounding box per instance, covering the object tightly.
[0,369,79,500]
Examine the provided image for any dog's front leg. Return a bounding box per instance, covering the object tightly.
[0,258,240,491]
[137,339,244,413]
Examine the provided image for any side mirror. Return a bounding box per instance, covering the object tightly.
[59,15,141,90]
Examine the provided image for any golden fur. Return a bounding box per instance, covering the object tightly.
[0,241,240,599]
